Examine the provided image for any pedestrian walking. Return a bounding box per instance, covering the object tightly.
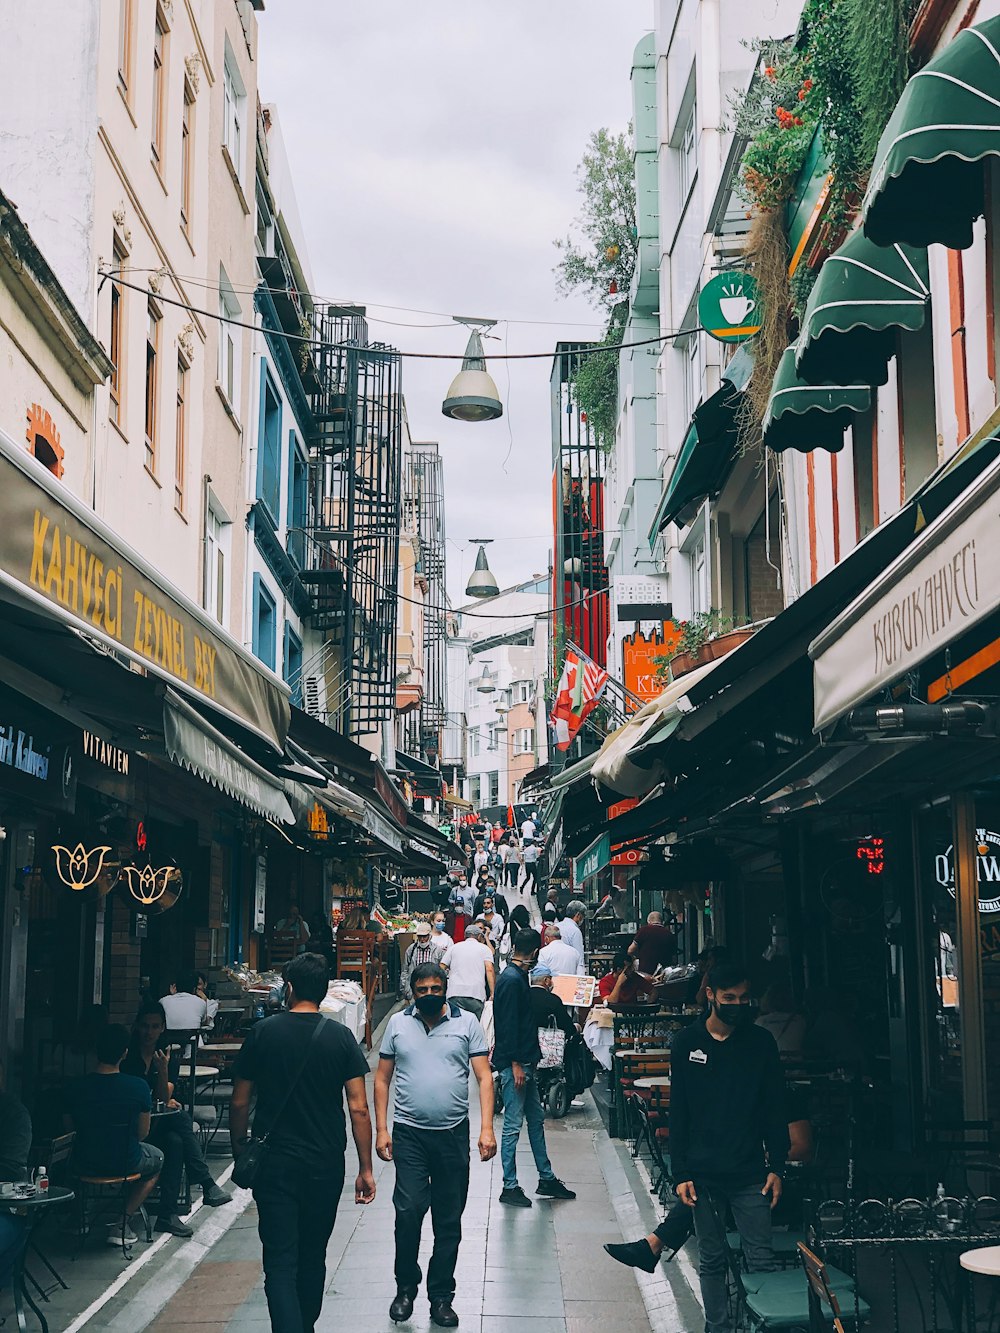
[402,921,440,999]
[230,952,376,1333]
[521,839,540,895]
[493,928,576,1207]
[558,900,587,969]
[441,924,495,1017]
[375,961,497,1328]
[503,838,521,892]
[602,960,787,1333]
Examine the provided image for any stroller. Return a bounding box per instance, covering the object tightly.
[493,1021,596,1119]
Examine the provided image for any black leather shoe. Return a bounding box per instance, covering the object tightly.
[604,1239,659,1272]
[202,1183,233,1206]
[155,1215,194,1238]
[430,1298,460,1327]
[389,1291,415,1323]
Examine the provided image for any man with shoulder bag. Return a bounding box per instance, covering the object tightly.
[230,952,376,1333]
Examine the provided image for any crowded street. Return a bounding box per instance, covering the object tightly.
[5,0,1000,1330]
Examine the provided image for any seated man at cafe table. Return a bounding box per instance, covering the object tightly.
[122,1001,232,1235]
[160,970,218,1033]
[275,903,311,954]
[65,1024,165,1247]
[598,954,658,1005]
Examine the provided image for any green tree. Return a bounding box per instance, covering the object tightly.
[554,128,637,313]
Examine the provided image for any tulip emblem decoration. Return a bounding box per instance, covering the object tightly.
[121,863,175,906]
[51,844,113,892]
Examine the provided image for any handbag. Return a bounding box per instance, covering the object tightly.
[537,1018,566,1070]
[232,1015,328,1189]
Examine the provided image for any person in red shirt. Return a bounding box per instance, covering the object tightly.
[628,912,677,976]
[598,955,658,1005]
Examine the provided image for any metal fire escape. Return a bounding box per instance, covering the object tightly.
[299,306,403,738]
[397,444,448,765]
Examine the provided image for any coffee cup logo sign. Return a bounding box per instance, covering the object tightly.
[934,829,1000,914]
[698,272,763,344]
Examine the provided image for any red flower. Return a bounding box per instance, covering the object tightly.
[803,78,813,91]
[764,65,776,79]
[794,116,803,126]
[799,89,807,101]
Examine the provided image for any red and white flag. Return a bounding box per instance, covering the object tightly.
[550,648,609,751]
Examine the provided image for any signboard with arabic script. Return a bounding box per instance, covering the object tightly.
[811,456,1000,730]
[0,434,289,752]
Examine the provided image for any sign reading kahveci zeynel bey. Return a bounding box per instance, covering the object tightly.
[810,456,1000,731]
[0,438,289,752]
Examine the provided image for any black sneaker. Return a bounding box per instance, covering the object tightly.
[499,1186,532,1207]
[536,1177,576,1200]
[604,1239,659,1272]
[202,1183,233,1207]
[155,1215,194,1238]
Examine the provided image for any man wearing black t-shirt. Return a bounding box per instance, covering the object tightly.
[231,953,376,1333]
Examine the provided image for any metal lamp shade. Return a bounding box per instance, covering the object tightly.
[465,544,499,598]
[443,331,503,422]
[564,557,583,576]
[474,664,496,694]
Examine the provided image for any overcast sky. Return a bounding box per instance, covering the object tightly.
[257,2,651,604]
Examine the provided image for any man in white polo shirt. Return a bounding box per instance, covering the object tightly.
[376,961,496,1328]
[559,901,587,970]
[441,924,495,1018]
[537,924,585,977]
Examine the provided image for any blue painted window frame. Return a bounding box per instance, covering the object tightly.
[252,572,277,670]
[283,622,303,706]
[256,359,282,525]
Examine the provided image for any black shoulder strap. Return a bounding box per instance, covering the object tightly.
[256,1014,328,1144]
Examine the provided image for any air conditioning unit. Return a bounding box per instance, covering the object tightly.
[302,673,328,720]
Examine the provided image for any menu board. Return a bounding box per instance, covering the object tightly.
[552,974,597,1007]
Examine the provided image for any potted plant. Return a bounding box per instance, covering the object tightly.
[653,611,755,681]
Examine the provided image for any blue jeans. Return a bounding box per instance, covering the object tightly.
[692,1181,774,1333]
[499,1064,555,1190]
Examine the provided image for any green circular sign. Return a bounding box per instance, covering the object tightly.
[698,272,762,344]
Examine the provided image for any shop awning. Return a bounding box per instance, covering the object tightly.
[0,429,290,754]
[762,345,871,454]
[163,690,294,824]
[796,230,930,386]
[653,346,755,533]
[394,751,444,799]
[862,15,1000,250]
[810,451,1000,730]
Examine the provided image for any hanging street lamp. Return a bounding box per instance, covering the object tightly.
[465,541,499,598]
[442,317,503,422]
[474,661,496,694]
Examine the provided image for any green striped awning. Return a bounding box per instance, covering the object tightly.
[863,15,1000,250]
[796,230,929,386]
[763,345,871,455]
[653,346,755,533]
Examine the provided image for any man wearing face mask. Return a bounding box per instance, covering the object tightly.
[376,962,496,1328]
[610,960,786,1332]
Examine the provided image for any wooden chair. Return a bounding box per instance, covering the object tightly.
[336,932,379,1049]
[72,1119,153,1258]
[270,928,300,968]
[798,1242,853,1332]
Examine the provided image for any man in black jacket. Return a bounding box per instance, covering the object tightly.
[604,961,787,1333]
[492,929,576,1208]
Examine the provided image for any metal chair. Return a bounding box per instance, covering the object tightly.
[72,1118,153,1258]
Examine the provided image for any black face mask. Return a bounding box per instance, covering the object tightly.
[714,1001,753,1029]
[414,993,446,1017]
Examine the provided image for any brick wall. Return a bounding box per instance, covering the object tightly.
[107,895,141,1025]
[745,531,785,622]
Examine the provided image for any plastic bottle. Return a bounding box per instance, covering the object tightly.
[34,1166,48,1194]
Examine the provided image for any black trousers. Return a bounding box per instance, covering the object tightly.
[253,1149,344,1333]
[150,1109,212,1215]
[393,1119,470,1301]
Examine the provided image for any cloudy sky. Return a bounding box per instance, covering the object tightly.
[256,2,651,603]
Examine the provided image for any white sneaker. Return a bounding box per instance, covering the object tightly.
[106,1221,138,1247]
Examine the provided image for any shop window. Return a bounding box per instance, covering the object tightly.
[180,82,194,231]
[252,574,276,671]
[25,404,65,479]
[257,363,282,522]
[144,300,161,474]
[283,624,303,706]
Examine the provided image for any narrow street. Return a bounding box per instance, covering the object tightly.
[39,1041,703,1333]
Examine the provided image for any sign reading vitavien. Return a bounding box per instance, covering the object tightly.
[811,457,1000,730]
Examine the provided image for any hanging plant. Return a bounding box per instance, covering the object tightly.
[738,208,791,454]
[571,318,624,454]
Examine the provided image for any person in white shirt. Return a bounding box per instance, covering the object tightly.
[430,911,453,951]
[520,817,536,843]
[537,925,585,976]
[441,925,495,1018]
[558,902,586,969]
[160,971,217,1031]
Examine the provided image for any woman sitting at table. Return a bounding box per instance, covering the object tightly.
[121,1001,232,1236]
[598,954,658,1005]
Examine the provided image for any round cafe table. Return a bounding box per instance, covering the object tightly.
[633,1077,671,1090]
[960,1246,1000,1276]
[0,1185,74,1333]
